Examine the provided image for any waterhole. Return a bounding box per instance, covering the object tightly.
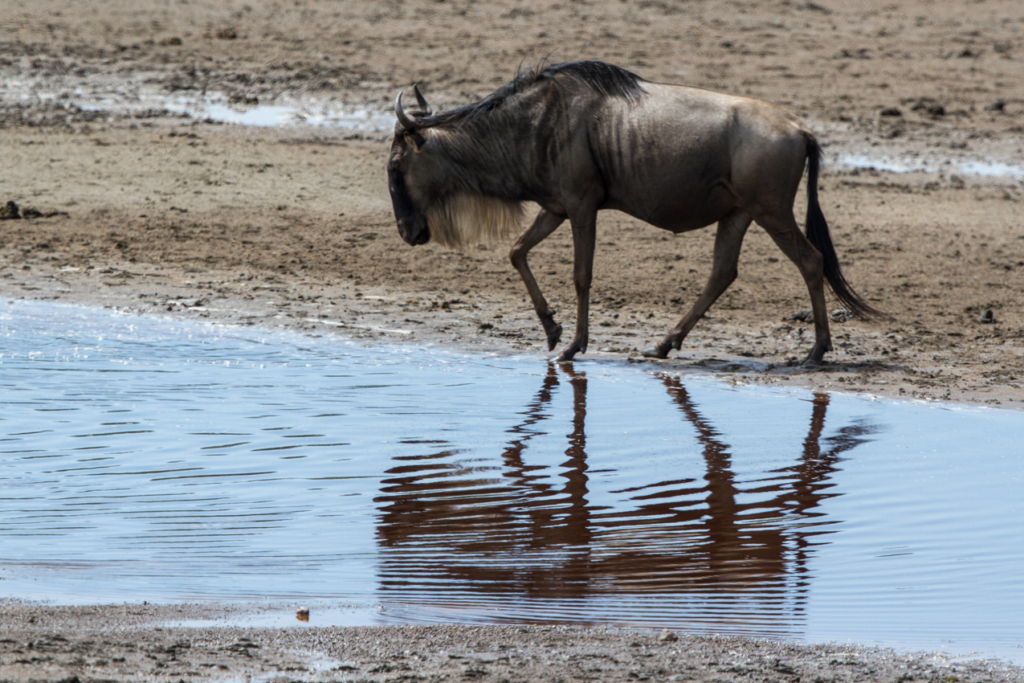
[1,300,1022,661]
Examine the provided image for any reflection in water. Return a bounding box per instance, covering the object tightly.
[374,365,877,632]
[5,302,1022,657]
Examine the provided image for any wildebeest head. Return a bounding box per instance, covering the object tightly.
[388,86,434,246]
[388,84,525,250]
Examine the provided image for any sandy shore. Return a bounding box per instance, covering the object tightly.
[2,601,1023,683]
[3,0,1024,679]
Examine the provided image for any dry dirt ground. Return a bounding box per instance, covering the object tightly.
[3,0,1024,680]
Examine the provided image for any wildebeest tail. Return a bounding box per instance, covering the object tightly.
[804,134,886,320]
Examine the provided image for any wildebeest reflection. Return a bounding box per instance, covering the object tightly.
[373,367,875,628]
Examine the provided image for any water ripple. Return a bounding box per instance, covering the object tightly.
[1,300,1023,662]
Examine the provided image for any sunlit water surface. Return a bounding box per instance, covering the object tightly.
[1,301,1022,662]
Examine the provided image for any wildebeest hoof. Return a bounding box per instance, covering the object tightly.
[642,347,669,359]
[556,340,585,362]
[546,324,563,351]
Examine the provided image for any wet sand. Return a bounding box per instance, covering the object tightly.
[3,601,1024,683]
[3,0,1024,679]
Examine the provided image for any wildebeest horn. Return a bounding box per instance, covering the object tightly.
[395,91,416,131]
[413,84,432,115]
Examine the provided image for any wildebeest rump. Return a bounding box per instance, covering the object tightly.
[387,60,882,362]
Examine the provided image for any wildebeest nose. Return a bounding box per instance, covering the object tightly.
[397,219,429,246]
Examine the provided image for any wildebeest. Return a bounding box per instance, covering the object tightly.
[387,60,882,363]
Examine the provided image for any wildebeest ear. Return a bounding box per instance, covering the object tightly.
[404,130,427,151]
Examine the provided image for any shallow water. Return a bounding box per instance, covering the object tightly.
[2,301,1022,661]
[79,91,396,133]
[840,153,1024,179]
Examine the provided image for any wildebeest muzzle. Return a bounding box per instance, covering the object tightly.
[397,215,430,245]
[388,166,430,246]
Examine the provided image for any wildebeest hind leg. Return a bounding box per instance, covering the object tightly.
[510,209,566,350]
[645,211,752,359]
[758,212,832,364]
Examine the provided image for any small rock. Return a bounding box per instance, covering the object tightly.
[0,200,20,220]
[789,310,814,322]
[984,100,1005,112]
[980,309,995,324]
[216,27,238,40]
[658,629,679,642]
[829,309,854,323]
[229,92,259,106]
[159,36,183,46]
[880,107,902,117]
[296,606,310,622]
[926,103,945,117]
[798,1,832,13]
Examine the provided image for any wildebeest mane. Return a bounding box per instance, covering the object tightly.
[413,60,646,129]
[545,60,647,102]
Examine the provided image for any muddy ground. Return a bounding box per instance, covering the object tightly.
[2,0,1024,680]
[3,601,1024,683]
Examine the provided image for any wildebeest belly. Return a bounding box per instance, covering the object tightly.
[594,88,746,231]
[608,177,737,232]
[601,159,739,233]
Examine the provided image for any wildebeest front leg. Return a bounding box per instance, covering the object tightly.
[510,209,566,350]
[556,212,598,361]
[645,211,752,359]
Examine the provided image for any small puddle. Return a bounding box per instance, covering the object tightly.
[839,154,1024,179]
[1,76,393,134]
[2,300,1023,662]
[957,160,1024,178]
[75,90,394,133]
[840,154,933,174]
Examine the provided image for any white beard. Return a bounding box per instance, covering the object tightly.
[426,194,524,249]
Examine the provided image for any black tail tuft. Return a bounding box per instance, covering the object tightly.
[804,135,888,321]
